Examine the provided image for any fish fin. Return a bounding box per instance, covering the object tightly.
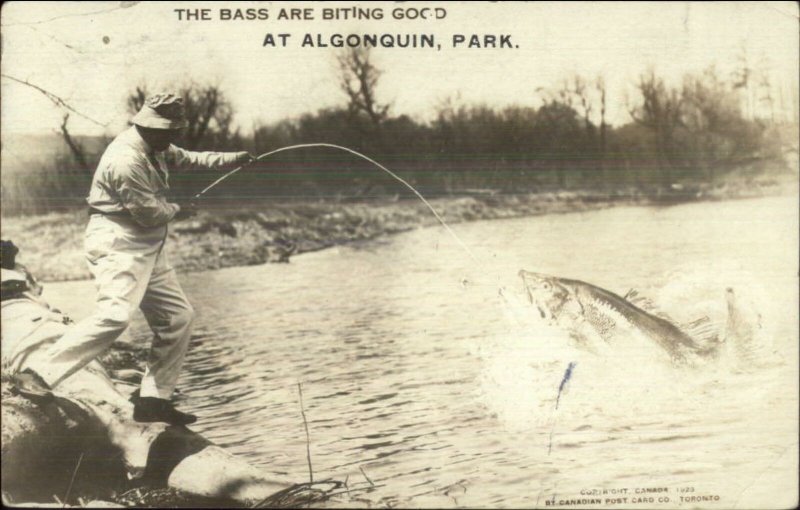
[681,316,722,347]
[624,288,655,309]
[624,288,675,321]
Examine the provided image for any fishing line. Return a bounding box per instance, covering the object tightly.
[194,143,483,266]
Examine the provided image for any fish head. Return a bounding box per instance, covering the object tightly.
[518,270,578,324]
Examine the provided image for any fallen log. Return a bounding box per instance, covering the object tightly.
[1,291,290,506]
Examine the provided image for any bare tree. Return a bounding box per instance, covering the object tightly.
[335,47,392,197]
[552,75,597,135]
[59,114,90,173]
[551,75,602,184]
[556,78,574,109]
[629,70,684,185]
[756,71,775,124]
[596,76,608,182]
[681,67,765,180]
[337,47,390,129]
[731,44,756,121]
[1,74,107,127]
[569,76,596,183]
[571,76,593,133]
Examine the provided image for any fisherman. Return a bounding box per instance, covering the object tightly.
[11,93,254,426]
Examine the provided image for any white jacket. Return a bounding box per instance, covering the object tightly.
[87,126,243,228]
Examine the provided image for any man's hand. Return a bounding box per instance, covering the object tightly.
[234,152,255,165]
[174,200,198,221]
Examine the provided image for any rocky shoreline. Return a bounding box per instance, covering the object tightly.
[3,177,795,283]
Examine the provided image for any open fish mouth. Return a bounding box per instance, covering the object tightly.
[520,272,548,320]
[523,283,550,321]
[525,286,534,304]
[526,287,549,320]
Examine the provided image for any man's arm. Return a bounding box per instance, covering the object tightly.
[166,145,252,172]
[113,158,180,227]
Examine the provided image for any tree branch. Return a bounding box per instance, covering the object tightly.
[60,114,90,172]
[1,74,107,127]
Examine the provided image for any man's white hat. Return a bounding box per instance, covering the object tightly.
[131,93,188,130]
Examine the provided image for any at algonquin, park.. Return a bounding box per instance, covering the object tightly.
[1,2,799,509]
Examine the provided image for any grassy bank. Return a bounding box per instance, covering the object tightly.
[2,173,796,283]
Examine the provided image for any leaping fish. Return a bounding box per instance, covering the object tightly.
[517,270,722,364]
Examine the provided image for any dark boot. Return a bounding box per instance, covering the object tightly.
[133,396,197,426]
[10,368,54,403]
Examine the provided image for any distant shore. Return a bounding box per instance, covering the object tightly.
[3,176,796,283]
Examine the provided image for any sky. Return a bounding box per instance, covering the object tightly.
[1,1,798,136]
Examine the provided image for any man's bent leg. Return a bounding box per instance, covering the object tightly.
[29,250,153,389]
[138,266,195,400]
[31,298,131,388]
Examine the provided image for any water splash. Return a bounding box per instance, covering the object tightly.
[649,261,783,368]
[478,277,779,440]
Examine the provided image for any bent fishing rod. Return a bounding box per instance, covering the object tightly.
[193,143,481,264]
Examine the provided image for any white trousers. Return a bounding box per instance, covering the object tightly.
[32,215,194,399]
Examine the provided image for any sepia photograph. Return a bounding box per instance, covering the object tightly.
[1,1,798,508]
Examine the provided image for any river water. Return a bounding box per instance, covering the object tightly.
[46,196,798,508]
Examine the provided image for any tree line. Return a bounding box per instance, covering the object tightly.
[2,48,794,214]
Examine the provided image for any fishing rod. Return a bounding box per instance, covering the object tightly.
[194,143,481,264]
